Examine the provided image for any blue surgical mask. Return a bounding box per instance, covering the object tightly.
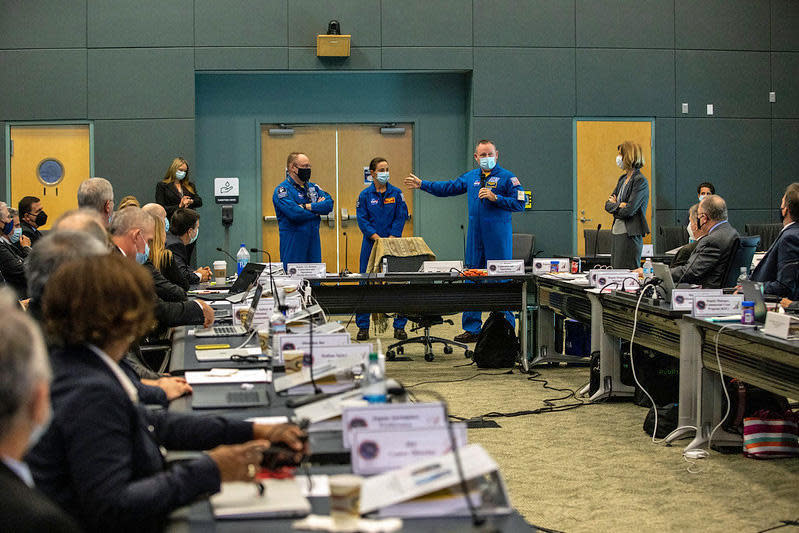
[2,220,13,234]
[164,217,170,232]
[375,171,390,184]
[175,170,186,180]
[10,227,22,243]
[136,241,150,265]
[479,156,496,171]
[190,226,199,244]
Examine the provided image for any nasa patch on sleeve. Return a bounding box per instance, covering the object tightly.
[277,186,288,198]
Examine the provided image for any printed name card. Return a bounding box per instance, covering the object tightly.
[351,425,468,475]
[587,269,629,287]
[286,263,327,279]
[532,258,568,274]
[486,260,525,276]
[341,402,447,448]
[591,271,636,291]
[670,289,722,311]
[273,343,372,392]
[273,332,352,364]
[762,311,799,340]
[691,294,743,318]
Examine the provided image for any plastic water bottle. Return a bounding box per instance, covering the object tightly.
[236,244,250,275]
[643,257,653,280]
[362,352,387,403]
[736,266,748,289]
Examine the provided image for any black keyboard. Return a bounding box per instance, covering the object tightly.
[227,391,261,404]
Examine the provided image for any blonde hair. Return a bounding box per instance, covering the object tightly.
[148,214,173,272]
[117,195,140,210]
[161,157,195,194]
[617,141,645,170]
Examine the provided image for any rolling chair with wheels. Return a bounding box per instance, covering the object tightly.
[722,235,760,288]
[744,223,781,252]
[512,233,535,271]
[583,229,612,256]
[380,255,473,362]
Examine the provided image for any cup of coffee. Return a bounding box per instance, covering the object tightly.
[329,474,363,522]
[213,260,227,284]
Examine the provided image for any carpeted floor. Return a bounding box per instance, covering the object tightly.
[335,313,799,533]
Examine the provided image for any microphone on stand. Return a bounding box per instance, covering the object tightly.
[592,224,602,261]
[215,247,237,263]
[479,174,486,207]
[341,232,351,276]
[249,247,285,313]
[460,225,466,259]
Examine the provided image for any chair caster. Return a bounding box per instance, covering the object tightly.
[464,350,474,359]
[424,353,435,362]
[443,345,453,355]
[386,350,396,361]
[396,346,404,355]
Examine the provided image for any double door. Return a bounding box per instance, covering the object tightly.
[260,124,414,271]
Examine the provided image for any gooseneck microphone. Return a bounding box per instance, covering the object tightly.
[215,247,237,263]
[341,232,351,275]
[249,247,285,313]
[593,223,602,260]
[460,225,466,258]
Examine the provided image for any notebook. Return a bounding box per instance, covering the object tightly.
[211,479,311,519]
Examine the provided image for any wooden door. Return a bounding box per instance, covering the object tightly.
[575,121,653,255]
[261,125,338,268]
[10,125,91,231]
[336,124,414,272]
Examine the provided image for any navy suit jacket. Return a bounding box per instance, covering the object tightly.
[25,344,253,533]
[750,222,799,298]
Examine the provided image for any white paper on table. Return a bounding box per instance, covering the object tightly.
[244,416,290,425]
[294,389,366,423]
[185,368,268,385]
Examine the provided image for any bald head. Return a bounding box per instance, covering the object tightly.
[699,194,728,224]
[53,209,110,247]
[142,203,166,221]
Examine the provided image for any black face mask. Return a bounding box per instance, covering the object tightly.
[34,211,48,227]
[297,167,312,182]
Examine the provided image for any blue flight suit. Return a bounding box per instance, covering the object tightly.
[355,182,409,330]
[420,165,525,333]
[273,177,334,270]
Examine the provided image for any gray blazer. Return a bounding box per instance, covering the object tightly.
[670,221,739,288]
[604,170,650,237]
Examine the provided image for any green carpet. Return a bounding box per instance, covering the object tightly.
[337,314,799,533]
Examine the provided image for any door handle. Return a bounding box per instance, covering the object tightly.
[579,216,592,223]
[263,215,277,222]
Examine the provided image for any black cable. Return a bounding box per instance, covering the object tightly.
[757,519,799,533]
[343,271,377,328]
[404,370,513,389]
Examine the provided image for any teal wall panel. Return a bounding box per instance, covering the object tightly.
[772,120,799,196]
[288,47,381,70]
[576,0,674,49]
[576,49,674,117]
[195,47,288,71]
[88,0,194,48]
[195,0,288,47]
[772,53,799,118]
[382,0,472,47]
[0,0,86,49]
[381,48,472,70]
[675,0,770,51]
[289,0,381,47]
[515,211,573,257]
[194,73,470,265]
[0,50,87,120]
[474,0,575,47]
[772,0,799,51]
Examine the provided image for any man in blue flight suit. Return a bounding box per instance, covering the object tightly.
[273,152,334,270]
[355,157,410,341]
[405,140,525,343]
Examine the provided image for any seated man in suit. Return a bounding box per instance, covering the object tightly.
[669,195,739,289]
[752,183,799,299]
[18,196,47,246]
[77,177,115,228]
[670,204,700,268]
[165,207,212,287]
[0,290,82,533]
[0,202,29,298]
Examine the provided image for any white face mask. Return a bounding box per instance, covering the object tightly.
[687,222,695,243]
[175,170,186,180]
[698,194,707,202]
[615,155,624,169]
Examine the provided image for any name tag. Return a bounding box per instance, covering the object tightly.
[342,403,447,449]
[272,332,351,364]
[274,343,372,393]
[593,271,637,291]
[587,268,628,287]
[533,258,569,274]
[383,197,396,204]
[670,289,722,311]
[691,294,743,318]
[286,263,326,279]
[351,425,467,476]
[486,259,524,275]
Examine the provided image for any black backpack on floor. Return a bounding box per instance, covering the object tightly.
[472,312,519,368]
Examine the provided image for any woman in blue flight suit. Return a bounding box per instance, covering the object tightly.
[405,140,525,343]
[273,152,334,270]
[355,157,409,341]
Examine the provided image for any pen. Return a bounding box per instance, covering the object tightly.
[196,344,231,350]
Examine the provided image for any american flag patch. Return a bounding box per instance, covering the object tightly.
[511,177,520,186]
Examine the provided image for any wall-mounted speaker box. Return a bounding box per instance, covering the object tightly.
[316,34,351,57]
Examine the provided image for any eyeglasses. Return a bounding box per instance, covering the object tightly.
[230,354,270,363]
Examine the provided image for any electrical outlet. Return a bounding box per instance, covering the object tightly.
[706,104,714,115]
[681,103,689,114]
[769,91,776,103]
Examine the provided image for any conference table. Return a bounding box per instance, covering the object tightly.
[165,327,535,532]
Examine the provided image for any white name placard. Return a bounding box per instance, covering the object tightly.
[587,268,629,287]
[486,260,525,276]
[351,425,467,475]
[670,289,722,311]
[272,332,351,364]
[593,271,637,291]
[341,402,447,449]
[532,258,568,274]
[762,311,799,340]
[286,263,327,279]
[421,260,463,273]
[293,389,366,423]
[691,294,743,318]
[274,343,372,392]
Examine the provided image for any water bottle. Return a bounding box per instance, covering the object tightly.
[736,266,748,289]
[236,244,250,275]
[643,257,653,280]
[362,352,387,403]
[269,309,286,337]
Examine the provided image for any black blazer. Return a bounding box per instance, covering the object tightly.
[604,170,650,237]
[21,220,43,245]
[165,233,200,287]
[750,223,799,298]
[25,344,253,533]
[670,221,740,288]
[144,259,188,301]
[155,181,203,219]
[0,461,82,533]
[0,238,28,298]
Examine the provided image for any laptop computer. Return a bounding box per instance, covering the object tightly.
[652,262,675,300]
[191,383,269,409]
[195,283,262,337]
[193,262,266,301]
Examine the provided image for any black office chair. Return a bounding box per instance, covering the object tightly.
[744,223,781,252]
[583,229,612,256]
[722,235,760,288]
[382,255,472,362]
[657,225,689,254]
[512,233,535,272]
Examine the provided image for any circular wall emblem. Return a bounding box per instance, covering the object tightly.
[37,159,64,186]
